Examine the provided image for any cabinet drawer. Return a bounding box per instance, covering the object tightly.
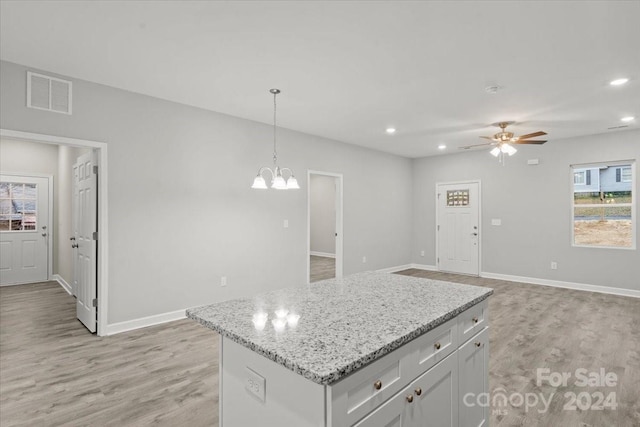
[330,341,413,426]
[410,316,457,377]
[353,351,458,427]
[458,300,488,344]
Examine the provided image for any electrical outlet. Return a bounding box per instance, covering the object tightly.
[362,256,367,263]
[221,276,227,286]
[420,250,425,257]
[550,262,557,270]
[245,367,265,402]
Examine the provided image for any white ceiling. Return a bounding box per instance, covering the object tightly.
[1,1,638,158]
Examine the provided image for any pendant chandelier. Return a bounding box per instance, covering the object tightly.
[251,89,299,190]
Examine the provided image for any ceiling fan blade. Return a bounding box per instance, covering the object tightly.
[516,131,547,140]
[479,136,496,140]
[513,140,547,145]
[459,142,495,149]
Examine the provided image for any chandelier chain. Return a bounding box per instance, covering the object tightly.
[273,90,277,166]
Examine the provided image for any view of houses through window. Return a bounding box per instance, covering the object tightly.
[572,162,634,248]
[0,182,38,231]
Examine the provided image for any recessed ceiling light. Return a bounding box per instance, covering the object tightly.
[385,127,396,134]
[610,78,629,86]
[438,144,447,150]
[621,116,635,122]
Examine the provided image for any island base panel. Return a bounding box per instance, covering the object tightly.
[220,336,326,427]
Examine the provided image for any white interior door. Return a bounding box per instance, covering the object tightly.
[0,175,50,285]
[437,182,480,275]
[73,152,98,333]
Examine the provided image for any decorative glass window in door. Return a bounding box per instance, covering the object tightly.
[447,189,470,206]
[0,182,37,231]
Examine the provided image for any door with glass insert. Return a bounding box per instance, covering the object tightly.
[0,175,50,285]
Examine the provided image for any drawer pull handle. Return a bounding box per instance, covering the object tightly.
[373,380,382,390]
[434,342,441,350]
[472,316,479,323]
[475,341,482,347]
[415,387,422,396]
[406,394,414,403]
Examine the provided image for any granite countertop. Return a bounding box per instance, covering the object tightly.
[187,271,493,385]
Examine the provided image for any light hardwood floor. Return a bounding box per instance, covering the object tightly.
[310,255,335,282]
[1,273,638,426]
[0,282,219,426]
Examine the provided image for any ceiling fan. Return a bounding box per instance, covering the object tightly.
[460,121,547,162]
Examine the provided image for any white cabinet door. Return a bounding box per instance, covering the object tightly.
[458,328,489,427]
[409,352,458,427]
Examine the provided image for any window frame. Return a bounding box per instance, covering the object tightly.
[570,160,636,250]
[573,170,586,185]
[622,167,632,183]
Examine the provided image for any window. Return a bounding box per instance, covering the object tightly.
[571,162,635,249]
[0,182,38,231]
[621,167,632,183]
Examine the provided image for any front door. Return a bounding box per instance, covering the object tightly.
[0,175,50,285]
[73,152,98,333]
[437,182,480,275]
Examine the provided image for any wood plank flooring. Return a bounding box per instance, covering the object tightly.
[310,255,335,282]
[1,272,639,426]
[396,269,640,427]
[0,282,218,427]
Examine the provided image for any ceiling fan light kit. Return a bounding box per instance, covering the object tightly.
[251,89,300,190]
[461,121,547,165]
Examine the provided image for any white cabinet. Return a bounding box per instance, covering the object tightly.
[458,327,489,427]
[354,352,458,427]
[219,302,490,427]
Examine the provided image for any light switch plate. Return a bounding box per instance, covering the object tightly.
[491,219,502,226]
[245,367,265,402]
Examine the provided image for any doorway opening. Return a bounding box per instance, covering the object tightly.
[0,129,109,336]
[307,171,343,283]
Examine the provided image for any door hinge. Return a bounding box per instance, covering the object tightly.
[92,165,98,174]
[437,257,440,264]
[92,231,98,240]
[437,193,441,199]
[92,298,98,307]
[437,225,440,231]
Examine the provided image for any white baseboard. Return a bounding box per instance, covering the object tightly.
[105,309,186,336]
[409,263,438,271]
[480,272,640,299]
[377,263,437,273]
[310,251,336,259]
[52,274,73,295]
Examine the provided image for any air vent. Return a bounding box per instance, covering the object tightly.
[26,71,72,115]
[607,125,629,130]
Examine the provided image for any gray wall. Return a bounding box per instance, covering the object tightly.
[413,129,640,291]
[0,60,414,324]
[310,174,336,255]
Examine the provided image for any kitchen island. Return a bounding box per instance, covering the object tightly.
[187,271,493,426]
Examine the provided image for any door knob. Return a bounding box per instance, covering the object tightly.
[41,233,47,237]
[472,232,478,236]
[70,237,76,241]
[71,243,79,248]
